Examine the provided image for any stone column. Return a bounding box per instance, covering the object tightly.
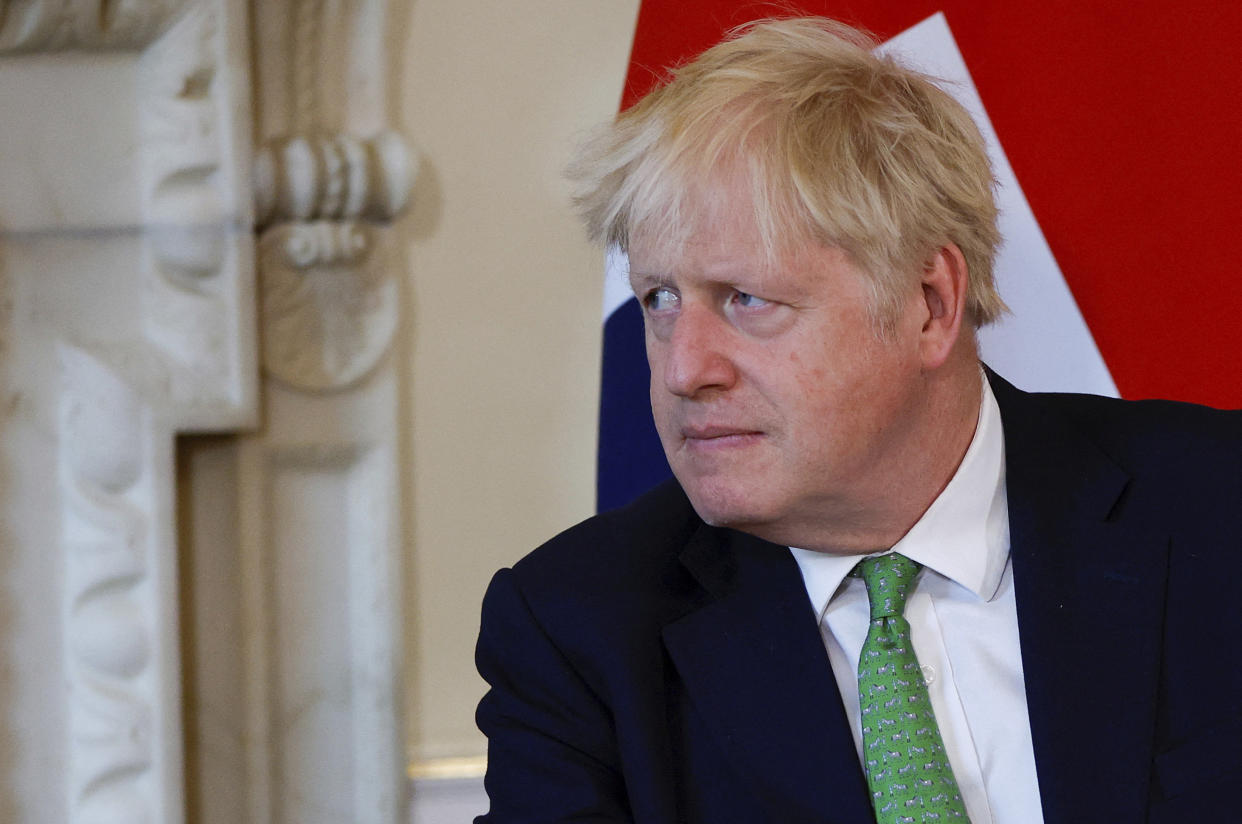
[229,1,415,822]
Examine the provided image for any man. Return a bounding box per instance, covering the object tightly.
[475,17,1242,824]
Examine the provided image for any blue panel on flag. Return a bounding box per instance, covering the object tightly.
[597,297,673,512]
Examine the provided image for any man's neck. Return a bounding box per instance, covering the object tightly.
[751,358,985,554]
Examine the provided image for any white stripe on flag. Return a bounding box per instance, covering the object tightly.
[881,13,1118,396]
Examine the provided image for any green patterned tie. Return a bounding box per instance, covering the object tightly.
[854,553,970,823]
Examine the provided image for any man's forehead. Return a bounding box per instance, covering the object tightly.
[629,202,770,272]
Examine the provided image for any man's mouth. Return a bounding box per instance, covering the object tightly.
[679,425,764,450]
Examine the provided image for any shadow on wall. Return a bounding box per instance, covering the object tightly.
[177,435,247,824]
[404,151,442,244]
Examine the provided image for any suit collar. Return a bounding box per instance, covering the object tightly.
[989,370,1167,823]
[664,525,874,824]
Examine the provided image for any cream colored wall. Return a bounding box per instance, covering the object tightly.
[401,0,642,763]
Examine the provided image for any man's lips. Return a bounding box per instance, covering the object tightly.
[679,425,764,449]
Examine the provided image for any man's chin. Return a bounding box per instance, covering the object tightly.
[681,483,774,533]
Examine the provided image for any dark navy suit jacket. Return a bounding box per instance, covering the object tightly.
[475,372,1242,823]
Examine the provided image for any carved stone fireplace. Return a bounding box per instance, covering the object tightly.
[0,1,414,821]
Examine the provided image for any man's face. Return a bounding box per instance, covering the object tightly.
[629,189,931,550]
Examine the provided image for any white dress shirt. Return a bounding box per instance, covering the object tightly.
[790,379,1044,824]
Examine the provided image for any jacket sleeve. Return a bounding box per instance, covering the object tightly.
[474,566,632,823]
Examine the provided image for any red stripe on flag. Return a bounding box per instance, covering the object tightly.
[621,0,1242,407]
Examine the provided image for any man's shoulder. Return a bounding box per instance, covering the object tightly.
[990,370,1239,455]
[1029,388,1241,461]
[1005,386,1242,513]
[499,479,709,628]
[517,479,700,573]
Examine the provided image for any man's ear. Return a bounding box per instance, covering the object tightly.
[919,243,970,370]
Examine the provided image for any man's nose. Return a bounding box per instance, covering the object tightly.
[661,306,737,398]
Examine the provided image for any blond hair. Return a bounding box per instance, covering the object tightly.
[567,17,1006,327]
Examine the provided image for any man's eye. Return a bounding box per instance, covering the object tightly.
[732,291,769,308]
[644,287,679,312]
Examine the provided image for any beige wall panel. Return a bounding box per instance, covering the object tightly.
[402,0,641,761]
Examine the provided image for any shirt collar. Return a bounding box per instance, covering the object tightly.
[790,375,1010,621]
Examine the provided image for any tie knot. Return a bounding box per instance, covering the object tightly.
[852,553,922,619]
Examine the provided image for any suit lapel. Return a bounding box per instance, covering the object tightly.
[662,525,874,824]
[992,373,1168,823]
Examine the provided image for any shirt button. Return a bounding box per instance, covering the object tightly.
[921,664,936,685]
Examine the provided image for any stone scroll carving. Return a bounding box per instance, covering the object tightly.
[255,132,413,228]
[255,132,414,392]
[59,346,168,824]
[255,131,414,392]
[257,220,398,391]
[137,0,254,421]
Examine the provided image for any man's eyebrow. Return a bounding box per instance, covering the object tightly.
[626,269,671,291]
